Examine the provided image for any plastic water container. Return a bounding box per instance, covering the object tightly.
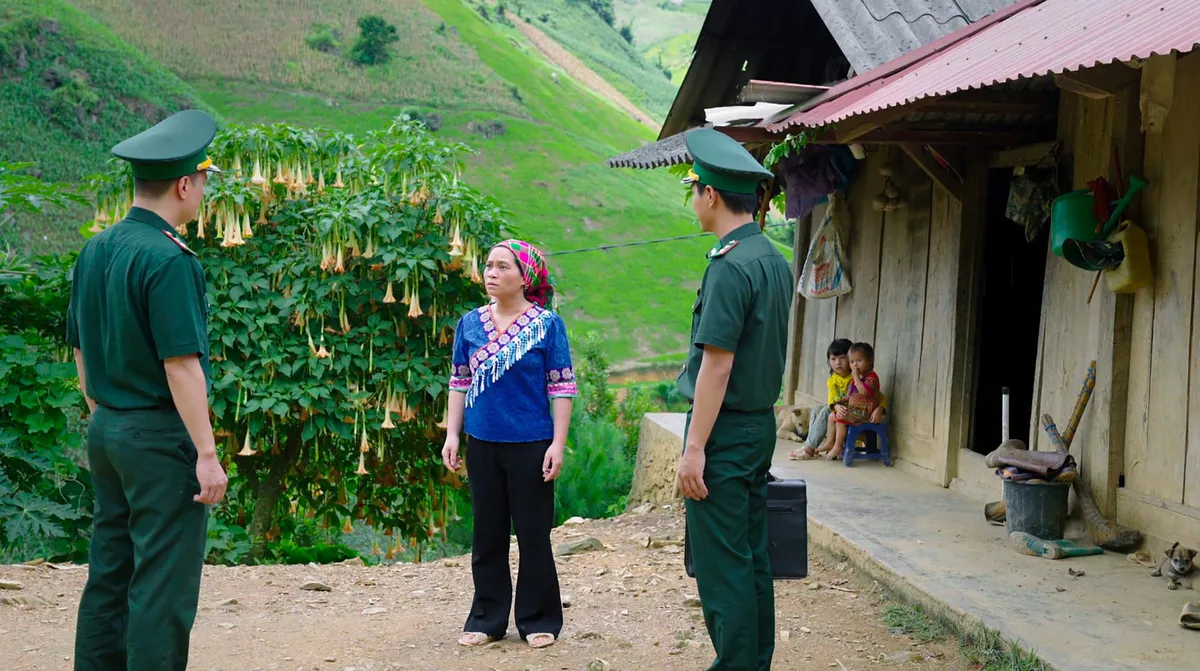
[1050,189,1101,257]
[684,478,808,579]
[1104,220,1153,293]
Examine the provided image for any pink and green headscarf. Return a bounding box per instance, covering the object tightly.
[493,239,556,309]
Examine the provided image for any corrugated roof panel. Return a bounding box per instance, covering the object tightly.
[810,0,1018,76]
[771,0,1200,132]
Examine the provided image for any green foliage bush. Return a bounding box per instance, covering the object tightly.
[305,23,342,55]
[349,15,399,66]
[0,168,92,564]
[619,22,634,45]
[84,117,509,564]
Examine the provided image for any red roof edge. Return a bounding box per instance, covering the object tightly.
[766,0,1049,132]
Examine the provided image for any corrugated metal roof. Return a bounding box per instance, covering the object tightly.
[809,0,1018,76]
[606,129,695,170]
[770,0,1200,132]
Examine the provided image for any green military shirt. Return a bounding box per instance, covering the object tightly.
[678,222,794,412]
[66,206,211,410]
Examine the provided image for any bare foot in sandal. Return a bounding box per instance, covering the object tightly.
[459,632,494,646]
[526,633,556,648]
[789,447,818,460]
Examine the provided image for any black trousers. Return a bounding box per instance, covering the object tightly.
[463,436,562,639]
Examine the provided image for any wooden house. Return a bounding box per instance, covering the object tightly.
[613,0,1200,547]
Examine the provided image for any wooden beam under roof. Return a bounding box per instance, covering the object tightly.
[987,141,1060,168]
[738,79,830,105]
[901,144,963,202]
[717,125,1054,147]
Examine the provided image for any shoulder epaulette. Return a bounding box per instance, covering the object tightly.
[162,230,197,257]
[707,239,739,259]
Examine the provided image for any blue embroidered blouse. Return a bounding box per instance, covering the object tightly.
[448,303,578,443]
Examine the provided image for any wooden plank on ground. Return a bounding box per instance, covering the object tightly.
[1145,51,1200,505]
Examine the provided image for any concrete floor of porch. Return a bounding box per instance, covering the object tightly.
[652,415,1198,671]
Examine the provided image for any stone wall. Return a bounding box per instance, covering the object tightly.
[627,413,686,507]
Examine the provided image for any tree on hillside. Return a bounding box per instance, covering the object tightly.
[349,15,399,66]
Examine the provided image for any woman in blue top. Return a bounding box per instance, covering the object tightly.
[441,238,577,650]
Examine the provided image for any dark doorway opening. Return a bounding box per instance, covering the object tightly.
[969,169,1049,455]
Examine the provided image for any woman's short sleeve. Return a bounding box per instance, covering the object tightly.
[449,314,472,393]
[545,314,578,399]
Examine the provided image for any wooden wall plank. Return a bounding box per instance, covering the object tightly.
[933,191,964,444]
[838,149,887,343]
[874,153,935,466]
[783,213,810,405]
[1034,92,1115,469]
[918,185,953,438]
[896,160,933,442]
[1174,55,1200,509]
[1142,52,1200,505]
[945,151,988,485]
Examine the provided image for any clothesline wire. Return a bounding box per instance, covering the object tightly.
[543,222,794,257]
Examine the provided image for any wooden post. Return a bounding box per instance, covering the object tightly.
[943,148,988,487]
[782,212,809,406]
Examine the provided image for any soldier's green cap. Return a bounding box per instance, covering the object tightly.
[111,109,222,181]
[680,128,773,195]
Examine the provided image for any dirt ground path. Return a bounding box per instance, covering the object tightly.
[1,508,967,670]
[508,13,661,133]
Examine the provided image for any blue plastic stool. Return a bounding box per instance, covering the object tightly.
[842,423,891,467]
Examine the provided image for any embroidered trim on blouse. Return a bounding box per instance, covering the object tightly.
[449,364,472,392]
[465,306,554,407]
[546,367,578,398]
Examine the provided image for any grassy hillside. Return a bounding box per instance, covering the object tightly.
[0,0,211,251]
[195,0,715,365]
[614,0,707,85]
[69,0,521,116]
[1,0,719,366]
[505,0,678,117]
[0,0,212,183]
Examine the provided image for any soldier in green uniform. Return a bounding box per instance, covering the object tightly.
[675,128,794,671]
[67,109,229,671]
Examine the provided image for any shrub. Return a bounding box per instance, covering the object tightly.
[619,23,634,45]
[555,412,631,523]
[0,250,92,563]
[581,0,617,27]
[83,117,509,563]
[305,23,341,55]
[349,15,398,66]
[617,386,656,458]
[466,119,508,139]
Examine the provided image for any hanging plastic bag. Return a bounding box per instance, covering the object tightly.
[798,194,852,300]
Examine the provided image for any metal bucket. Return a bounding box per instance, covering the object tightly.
[1004,479,1070,540]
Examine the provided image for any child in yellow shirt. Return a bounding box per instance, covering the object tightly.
[790,338,887,460]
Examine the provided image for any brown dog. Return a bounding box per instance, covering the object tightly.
[1151,542,1197,590]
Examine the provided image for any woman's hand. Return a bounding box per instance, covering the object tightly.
[442,434,462,472]
[542,442,565,482]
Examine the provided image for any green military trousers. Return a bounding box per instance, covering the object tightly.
[74,406,209,671]
[684,409,777,671]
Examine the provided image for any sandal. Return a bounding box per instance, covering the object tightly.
[458,632,495,646]
[526,632,556,648]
